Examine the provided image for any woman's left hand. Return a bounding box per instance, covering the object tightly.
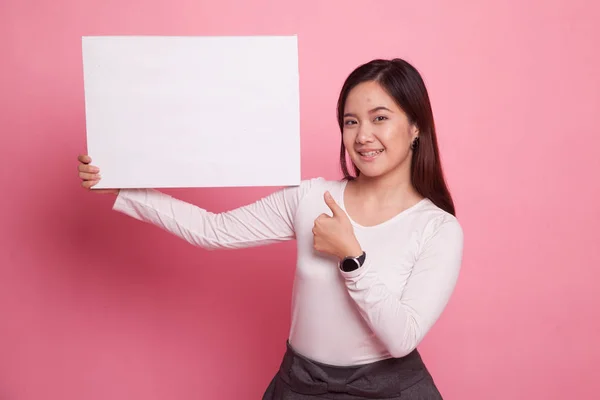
[312,191,363,260]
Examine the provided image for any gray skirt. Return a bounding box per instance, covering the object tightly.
[262,342,443,400]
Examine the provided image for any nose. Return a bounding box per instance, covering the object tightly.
[356,124,374,144]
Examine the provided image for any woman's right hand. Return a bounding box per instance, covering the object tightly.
[77,154,119,195]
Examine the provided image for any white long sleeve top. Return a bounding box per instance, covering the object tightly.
[112,177,464,366]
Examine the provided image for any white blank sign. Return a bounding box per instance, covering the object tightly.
[82,35,301,189]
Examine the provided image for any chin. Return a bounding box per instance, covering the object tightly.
[354,165,387,178]
[354,161,407,180]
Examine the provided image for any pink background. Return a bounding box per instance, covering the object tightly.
[2,0,599,399]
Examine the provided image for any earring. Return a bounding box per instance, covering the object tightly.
[411,137,420,150]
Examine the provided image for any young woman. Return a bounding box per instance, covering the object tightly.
[77,58,463,399]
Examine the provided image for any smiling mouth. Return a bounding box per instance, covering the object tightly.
[358,149,384,157]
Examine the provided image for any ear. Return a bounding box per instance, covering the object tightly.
[410,124,419,141]
[409,126,420,151]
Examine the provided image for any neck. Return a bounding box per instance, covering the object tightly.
[352,166,422,206]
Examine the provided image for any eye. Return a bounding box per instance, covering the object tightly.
[344,119,357,126]
[374,116,388,122]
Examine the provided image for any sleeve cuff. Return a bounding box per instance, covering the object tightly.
[340,258,372,282]
[112,188,151,214]
[112,189,127,211]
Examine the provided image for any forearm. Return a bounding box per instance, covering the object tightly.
[112,188,295,250]
[340,218,463,358]
[341,265,424,357]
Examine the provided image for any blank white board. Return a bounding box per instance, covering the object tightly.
[82,35,301,188]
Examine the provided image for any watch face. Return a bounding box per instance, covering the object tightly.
[341,258,359,272]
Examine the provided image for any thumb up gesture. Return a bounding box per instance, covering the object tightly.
[312,191,363,260]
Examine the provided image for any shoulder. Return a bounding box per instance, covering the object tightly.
[297,176,343,188]
[417,199,464,247]
[285,177,345,215]
[292,177,344,197]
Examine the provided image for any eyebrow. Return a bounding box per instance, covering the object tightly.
[343,106,393,118]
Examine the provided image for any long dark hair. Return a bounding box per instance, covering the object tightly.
[336,58,456,216]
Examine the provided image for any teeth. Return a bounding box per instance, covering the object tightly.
[360,150,384,157]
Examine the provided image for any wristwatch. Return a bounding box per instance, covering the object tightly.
[339,251,366,272]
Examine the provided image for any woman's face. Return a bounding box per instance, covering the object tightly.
[342,80,418,179]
